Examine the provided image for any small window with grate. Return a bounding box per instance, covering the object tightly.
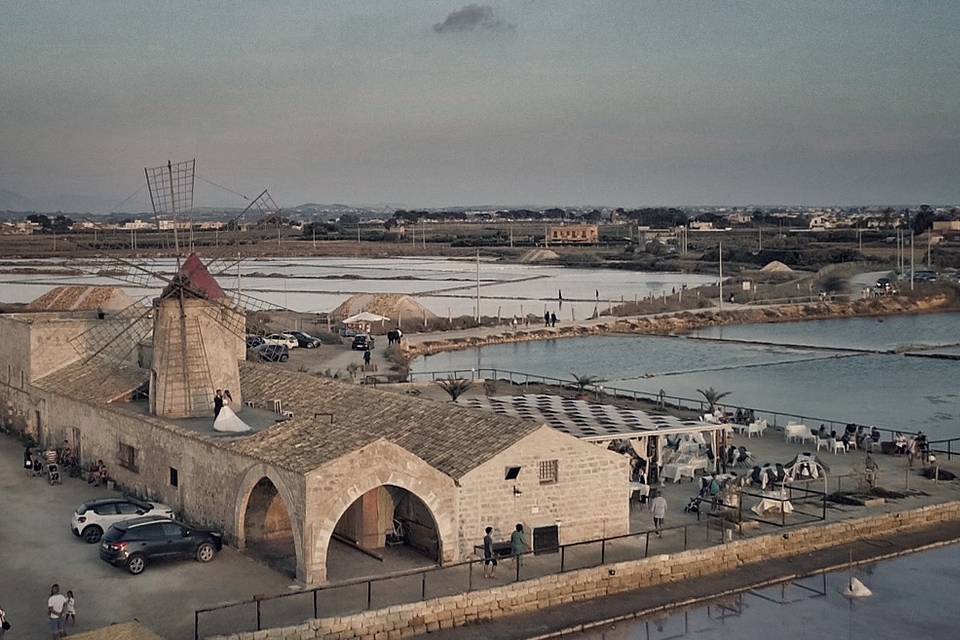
[118,442,138,473]
[539,459,558,484]
[169,467,179,487]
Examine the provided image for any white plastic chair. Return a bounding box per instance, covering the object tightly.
[816,438,830,452]
[832,440,846,454]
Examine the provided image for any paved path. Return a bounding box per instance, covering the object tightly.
[419,520,960,640]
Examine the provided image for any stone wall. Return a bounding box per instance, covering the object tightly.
[208,501,960,640]
[457,426,630,557]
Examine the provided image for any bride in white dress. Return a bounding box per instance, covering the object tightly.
[213,390,252,433]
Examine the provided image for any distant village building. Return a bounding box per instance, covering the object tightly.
[688,221,714,231]
[548,224,598,244]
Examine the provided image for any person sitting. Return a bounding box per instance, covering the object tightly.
[734,408,744,425]
[870,426,881,444]
[817,424,827,439]
[855,426,865,448]
[894,432,908,455]
[88,460,108,486]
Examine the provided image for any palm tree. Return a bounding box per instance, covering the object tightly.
[570,372,604,395]
[697,387,731,412]
[435,376,473,402]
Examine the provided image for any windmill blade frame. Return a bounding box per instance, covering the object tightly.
[67,296,154,365]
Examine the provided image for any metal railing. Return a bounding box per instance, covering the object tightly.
[193,490,825,640]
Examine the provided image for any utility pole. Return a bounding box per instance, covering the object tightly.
[718,240,724,311]
[237,251,242,296]
[910,230,915,291]
[357,224,361,244]
[927,231,932,268]
[475,249,481,322]
[758,225,762,252]
[312,227,316,249]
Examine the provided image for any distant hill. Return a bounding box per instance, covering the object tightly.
[0,189,121,214]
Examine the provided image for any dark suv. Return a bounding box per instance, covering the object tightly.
[351,334,374,351]
[99,516,222,575]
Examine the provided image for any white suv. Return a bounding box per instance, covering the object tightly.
[264,333,298,349]
[71,497,175,543]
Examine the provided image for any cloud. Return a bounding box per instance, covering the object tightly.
[433,4,515,34]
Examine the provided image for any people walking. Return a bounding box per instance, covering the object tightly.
[510,523,528,567]
[543,311,550,326]
[650,492,667,537]
[482,526,497,578]
[363,349,371,367]
[47,584,67,640]
[550,312,557,327]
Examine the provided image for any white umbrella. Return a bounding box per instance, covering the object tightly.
[342,311,391,324]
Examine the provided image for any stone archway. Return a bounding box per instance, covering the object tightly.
[235,465,303,578]
[325,484,443,581]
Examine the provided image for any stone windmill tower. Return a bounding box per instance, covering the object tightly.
[68,159,284,420]
[150,254,246,417]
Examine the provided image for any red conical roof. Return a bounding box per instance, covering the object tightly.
[177,253,226,300]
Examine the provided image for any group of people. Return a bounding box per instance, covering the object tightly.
[46,584,76,639]
[543,311,558,327]
[481,524,530,578]
[23,443,108,486]
[732,408,756,425]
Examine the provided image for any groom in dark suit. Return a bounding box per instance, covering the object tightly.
[214,389,224,417]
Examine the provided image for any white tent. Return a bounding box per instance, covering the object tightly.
[342,311,391,324]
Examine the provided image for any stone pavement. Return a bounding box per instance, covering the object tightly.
[418,520,960,640]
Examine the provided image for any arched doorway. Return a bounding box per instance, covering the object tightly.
[243,477,297,576]
[325,485,441,581]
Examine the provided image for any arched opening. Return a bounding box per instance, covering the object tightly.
[243,477,296,576]
[325,485,440,581]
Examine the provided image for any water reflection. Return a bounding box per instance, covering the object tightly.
[572,544,960,640]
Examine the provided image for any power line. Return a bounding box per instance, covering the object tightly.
[109,183,147,213]
[195,174,250,201]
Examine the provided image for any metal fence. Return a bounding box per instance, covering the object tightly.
[194,488,827,640]
[407,367,960,459]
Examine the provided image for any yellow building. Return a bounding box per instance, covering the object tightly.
[548,224,598,244]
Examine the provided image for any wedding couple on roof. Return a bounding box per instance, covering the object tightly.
[213,388,251,433]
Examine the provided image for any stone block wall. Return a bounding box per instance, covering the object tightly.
[207,501,960,640]
[457,426,630,558]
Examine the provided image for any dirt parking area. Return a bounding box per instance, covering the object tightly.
[0,433,294,640]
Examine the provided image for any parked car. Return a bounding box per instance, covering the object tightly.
[874,278,896,294]
[339,326,358,338]
[245,335,265,349]
[289,331,322,348]
[264,333,299,349]
[351,334,375,351]
[99,516,222,575]
[71,497,175,544]
[253,343,289,362]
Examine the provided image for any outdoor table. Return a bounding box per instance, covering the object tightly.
[751,492,795,515]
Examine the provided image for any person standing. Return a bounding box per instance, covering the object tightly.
[550,312,557,327]
[64,591,76,628]
[543,311,550,327]
[482,527,497,578]
[510,523,528,567]
[363,349,371,367]
[47,584,67,640]
[213,390,224,418]
[24,444,33,474]
[0,603,9,639]
[650,492,667,537]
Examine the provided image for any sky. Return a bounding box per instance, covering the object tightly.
[1,1,959,211]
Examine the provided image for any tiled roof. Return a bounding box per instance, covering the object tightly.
[33,358,148,404]
[234,362,543,477]
[27,286,135,312]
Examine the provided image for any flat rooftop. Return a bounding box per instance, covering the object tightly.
[124,400,287,438]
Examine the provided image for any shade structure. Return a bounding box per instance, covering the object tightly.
[342,311,391,324]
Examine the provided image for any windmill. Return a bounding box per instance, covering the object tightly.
[67,159,286,419]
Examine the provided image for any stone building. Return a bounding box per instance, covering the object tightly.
[0,291,629,585]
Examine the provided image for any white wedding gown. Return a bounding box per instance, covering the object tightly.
[213,401,252,433]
